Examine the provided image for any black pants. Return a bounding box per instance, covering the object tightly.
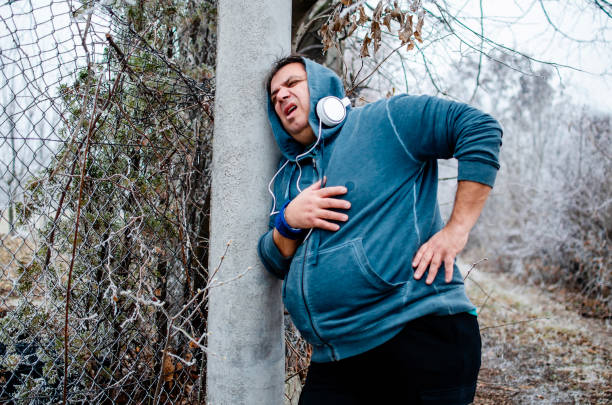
[298,312,481,405]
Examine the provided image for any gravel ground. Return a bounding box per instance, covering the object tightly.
[464,260,611,405]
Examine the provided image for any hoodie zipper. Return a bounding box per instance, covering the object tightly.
[299,156,338,361]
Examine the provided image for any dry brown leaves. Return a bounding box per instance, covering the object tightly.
[318,0,425,56]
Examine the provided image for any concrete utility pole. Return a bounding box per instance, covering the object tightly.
[207,1,291,404]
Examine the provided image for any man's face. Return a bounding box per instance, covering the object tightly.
[270,62,315,146]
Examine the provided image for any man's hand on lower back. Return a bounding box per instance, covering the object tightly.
[412,180,492,284]
[412,223,469,284]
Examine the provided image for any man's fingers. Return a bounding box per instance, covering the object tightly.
[413,230,460,284]
[312,218,340,231]
[306,179,323,190]
[320,197,351,210]
[412,245,426,268]
[444,257,454,283]
[318,185,348,198]
[425,254,442,284]
[413,248,432,280]
[317,209,348,222]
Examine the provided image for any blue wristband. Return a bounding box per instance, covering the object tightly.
[275,200,307,240]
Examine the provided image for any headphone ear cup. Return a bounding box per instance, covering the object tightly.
[316,96,347,127]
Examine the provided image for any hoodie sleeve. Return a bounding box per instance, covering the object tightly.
[258,228,292,280]
[386,95,503,187]
[257,169,292,280]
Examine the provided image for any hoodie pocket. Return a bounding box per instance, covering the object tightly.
[282,253,321,344]
[303,238,401,339]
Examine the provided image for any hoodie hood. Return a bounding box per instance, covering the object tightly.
[267,57,349,161]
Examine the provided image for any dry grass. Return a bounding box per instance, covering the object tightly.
[464,258,612,405]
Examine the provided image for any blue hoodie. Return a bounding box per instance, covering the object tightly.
[258,58,502,363]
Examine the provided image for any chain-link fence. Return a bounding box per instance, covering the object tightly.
[1,0,216,403]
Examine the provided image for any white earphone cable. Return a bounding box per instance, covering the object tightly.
[267,159,290,216]
[295,118,323,192]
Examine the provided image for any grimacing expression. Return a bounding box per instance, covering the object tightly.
[270,62,315,146]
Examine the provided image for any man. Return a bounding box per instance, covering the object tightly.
[258,55,502,405]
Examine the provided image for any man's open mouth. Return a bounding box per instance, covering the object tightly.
[284,104,297,117]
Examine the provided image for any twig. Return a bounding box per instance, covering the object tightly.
[348,44,404,95]
[417,42,448,96]
[167,352,196,367]
[480,317,547,331]
[49,84,90,182]
[152,241,231,405]
[428,2,584,73]
[593,0,612,19]
[538,0,593,43]
[478,289,493,315]
[464,258,488,281]
[285,366,309,383]
[293,0,335,51]
[206,265,253,293]
[205,240,232,289]
[339,0,368,19]
[477,380,520,391]
[397,51,410,93]
[469,0,484,103]
[63,67,104,405]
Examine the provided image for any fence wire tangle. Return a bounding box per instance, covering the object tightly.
[1,0,216,403]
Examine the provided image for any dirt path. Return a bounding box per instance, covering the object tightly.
[463,262,611,404]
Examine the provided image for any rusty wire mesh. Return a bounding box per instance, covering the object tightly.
[1,0,216,403]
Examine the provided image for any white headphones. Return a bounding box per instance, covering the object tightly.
[267,96,350,217]
[316,96,350,127]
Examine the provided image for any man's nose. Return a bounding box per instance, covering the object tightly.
[277,86,290,100]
